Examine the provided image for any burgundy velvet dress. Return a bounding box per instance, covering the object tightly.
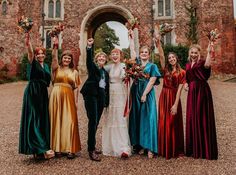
[186,60,218,160]
[158,68,185,159]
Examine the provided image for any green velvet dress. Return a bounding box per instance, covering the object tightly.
[19,59,51,155]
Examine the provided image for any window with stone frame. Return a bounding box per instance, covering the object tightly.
[161,31,175,45]
[1,0,8,15]
[41,26,62,49]
[154,0,174,19]
[44,0,64,20]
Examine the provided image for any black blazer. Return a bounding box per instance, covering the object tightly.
[80,47,109,107]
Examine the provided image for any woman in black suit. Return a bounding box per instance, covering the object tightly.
[80,38,109,161]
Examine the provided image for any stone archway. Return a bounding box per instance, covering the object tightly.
[79,4,138,74]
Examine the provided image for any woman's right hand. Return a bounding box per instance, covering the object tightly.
[87,38,94,48]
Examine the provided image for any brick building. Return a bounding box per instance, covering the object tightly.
[0,0,235,76]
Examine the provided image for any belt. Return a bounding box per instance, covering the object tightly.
[54,83,72,89]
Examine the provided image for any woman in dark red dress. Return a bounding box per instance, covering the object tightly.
[155,35,185,159]
[185,44,218,160]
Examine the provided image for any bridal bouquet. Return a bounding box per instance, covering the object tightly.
[17,16,34,33]
[48,23,64,37]
[159,23,175,36]
[123,59,150,83]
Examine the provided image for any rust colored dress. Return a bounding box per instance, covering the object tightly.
[49,67,81,154]
[158,68,185,159]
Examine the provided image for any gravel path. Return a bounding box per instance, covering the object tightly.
[0,79,235,175]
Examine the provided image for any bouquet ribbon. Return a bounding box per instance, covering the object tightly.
[123,79,132,117]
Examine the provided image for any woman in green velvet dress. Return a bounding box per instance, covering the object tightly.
[19,34,54,159]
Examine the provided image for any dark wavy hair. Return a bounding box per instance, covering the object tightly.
[60,50,74,69]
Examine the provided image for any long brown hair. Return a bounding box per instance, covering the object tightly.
[166,52,182,74]
[60,50,74,69]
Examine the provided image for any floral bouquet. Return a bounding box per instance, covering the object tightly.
[158,23,175,36]
[17,16,34,33]
[125,17,139,39]
[125,17,140,30]
[48,23,64,37]
[207,29,221,42]
[123,59,150,84]
[207,29,221,58]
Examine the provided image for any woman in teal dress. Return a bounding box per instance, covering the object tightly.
[128,31,161,158]
[19,34,54,159]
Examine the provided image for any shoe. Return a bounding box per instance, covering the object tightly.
[67,153,76,159]
[148,151,154,159]
[55,152,63,158]
[44,150,55,159]
[138,149,145,155]
[94,148,102,154]
[89,151,101,162]
[33,153,44,160]
[121,152,129,159]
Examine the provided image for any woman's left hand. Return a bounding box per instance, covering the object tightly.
[170,104,177,115]
[141,94,147,103]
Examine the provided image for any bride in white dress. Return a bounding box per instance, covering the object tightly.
[102,48,131,158]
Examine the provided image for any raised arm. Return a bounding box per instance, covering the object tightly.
[129,29,136,61]
[51,36,59,72]
[154,34,165,69]
[25,33,34,63]
[86,38,95,71]
[204,41,213,68]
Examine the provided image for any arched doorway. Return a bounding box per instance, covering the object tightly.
[79,4,139,74]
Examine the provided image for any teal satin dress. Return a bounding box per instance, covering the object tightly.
[19,59,51,155]
[129,62,161,153]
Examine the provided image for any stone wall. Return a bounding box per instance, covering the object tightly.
[0,0,235,77]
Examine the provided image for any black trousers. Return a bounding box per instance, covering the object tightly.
[83,89,105,152]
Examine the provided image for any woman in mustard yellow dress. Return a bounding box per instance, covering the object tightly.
[49,37,81,159]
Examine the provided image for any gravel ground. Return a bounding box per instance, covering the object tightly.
[0,78,235,175]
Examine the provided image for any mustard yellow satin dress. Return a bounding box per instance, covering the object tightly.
[49,67,81,153]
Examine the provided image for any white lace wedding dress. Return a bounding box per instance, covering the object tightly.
[102,63,131,157]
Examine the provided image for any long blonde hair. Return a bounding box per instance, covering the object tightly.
[188,44,201,62]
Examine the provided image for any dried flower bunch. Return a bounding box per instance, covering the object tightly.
[48,23,65,37]
[17,16,34,33]
[159,23,175,36]
[125,17,140,30]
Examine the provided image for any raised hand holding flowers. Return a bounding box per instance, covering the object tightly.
[125,17,139,39]
[207,29,221,58]
[158,23,175,36]
[48,23,64,38]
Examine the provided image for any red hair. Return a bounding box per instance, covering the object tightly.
[111,48,124,61]
[35,47,46,56]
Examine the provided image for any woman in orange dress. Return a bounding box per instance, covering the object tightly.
[49,37,81,159]
[155,35,185,159]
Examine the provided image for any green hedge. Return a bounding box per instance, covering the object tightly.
[19,49,62,80]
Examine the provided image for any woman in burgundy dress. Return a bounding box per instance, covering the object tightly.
[155,35,185,159]
[185,44,218,160]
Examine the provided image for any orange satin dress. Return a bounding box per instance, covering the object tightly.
[158,68,185,159]
[49,67,81,153]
